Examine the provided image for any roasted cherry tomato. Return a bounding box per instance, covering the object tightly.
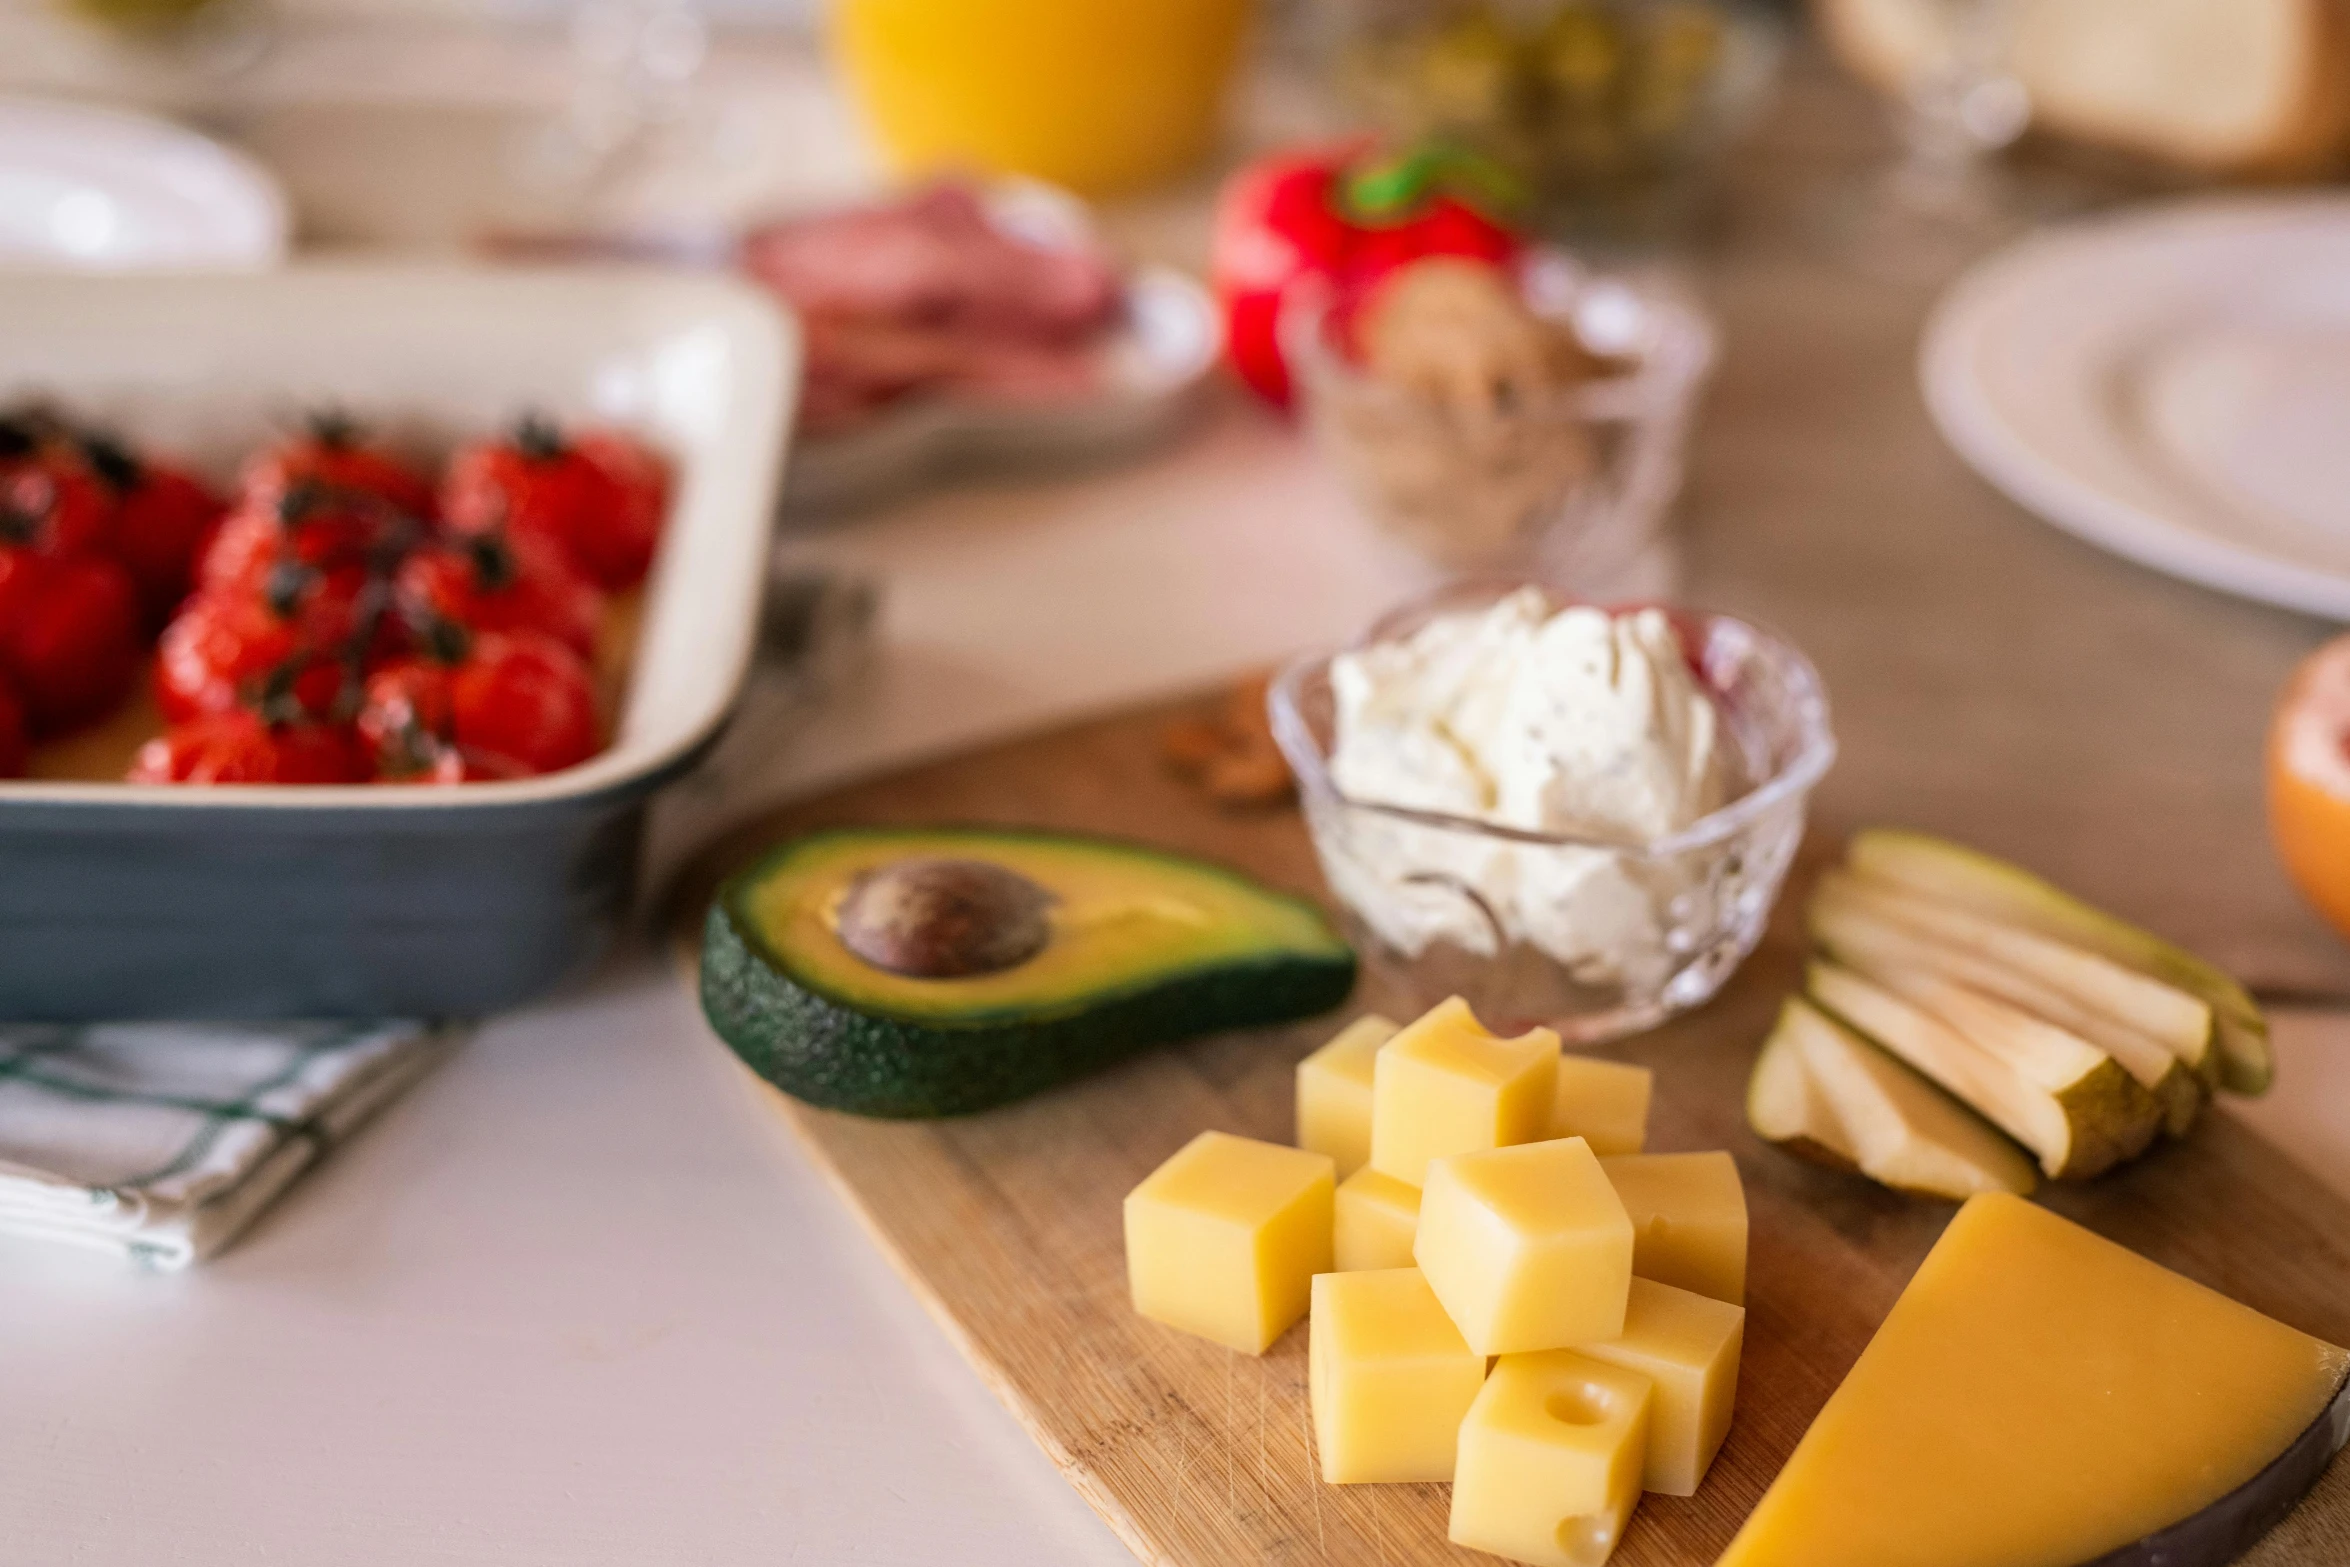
[81,433,226,623]
[0,418,115,558]
[128,711,369,784]
[239,413,437,524]
[153,584,356,724]
[0,675,27,779]
[448,631,600,776]
[0,548,141,735]
[394,530,603,660]
[443,419,668,592]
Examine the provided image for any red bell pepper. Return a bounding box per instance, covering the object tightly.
[1210,141,1526,406]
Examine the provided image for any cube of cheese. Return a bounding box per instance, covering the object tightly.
[1451,1349,1654,1567]
[1309,1268,1487,1483]
[1578,1277,1745,1496]
[1600,1151,1749,1306]
[1415,1137,1635,1356]
[1552,1055,1653,1155]
[1371,997,1559,1186]
[1296,1015,1398,1179]
[1124,1131,1334,1354]
[1334,1165,1422,1272]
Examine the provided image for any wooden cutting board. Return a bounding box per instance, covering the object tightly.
[667,691,2350,1567]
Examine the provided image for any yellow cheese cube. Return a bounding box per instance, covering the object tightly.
[1450,1349,1654,1567]
[1333,1165,1422,1272]
[1296,1015,1397,1179]
[1415,1137,1635,1356]
[1578,1277,1745,1496]
[1309,1268,1487,1483]
[1370,997,1559,1186]
[1124,1131,1334,1354]
[1600,1151,1749,1306]
[1552,1055,1653,1155]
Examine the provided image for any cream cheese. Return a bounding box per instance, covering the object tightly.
[1324,590,1733,991]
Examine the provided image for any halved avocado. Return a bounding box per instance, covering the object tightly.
[700,827,1357,1117]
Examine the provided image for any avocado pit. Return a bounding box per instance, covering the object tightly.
[835,857,1056,979]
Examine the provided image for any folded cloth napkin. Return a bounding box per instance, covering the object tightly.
[0,1020,455,1270]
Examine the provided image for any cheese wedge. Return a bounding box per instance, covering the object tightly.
[1719,1193,2350,1567]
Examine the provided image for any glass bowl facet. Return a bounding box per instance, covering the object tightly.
[1269,581,1833,1043]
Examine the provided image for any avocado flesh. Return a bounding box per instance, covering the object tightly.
[1848,829,2269,1095]
[1812,884,2203,1137]
[1755,997,2037,1200]
[701,828,1357,1117]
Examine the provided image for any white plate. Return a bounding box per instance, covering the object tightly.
[777,182,1220,517]
[0,96,288,271]
[1922,196,2350,620]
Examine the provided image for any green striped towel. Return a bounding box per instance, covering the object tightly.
[0,1021,456,1270]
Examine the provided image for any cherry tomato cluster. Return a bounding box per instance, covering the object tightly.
[0,407,668,786]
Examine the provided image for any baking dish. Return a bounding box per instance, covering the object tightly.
[0,266,795,1018]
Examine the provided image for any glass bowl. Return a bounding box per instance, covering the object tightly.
[1287,254,1714,584]
[1268,580,1834,1044]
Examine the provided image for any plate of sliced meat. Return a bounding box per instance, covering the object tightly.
[740,181,1221,516]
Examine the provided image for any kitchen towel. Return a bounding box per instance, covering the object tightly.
[0,1020,455,1270]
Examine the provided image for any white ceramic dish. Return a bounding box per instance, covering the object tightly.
[0,96,288,271]
[777,181,1220,517]
[1922,196,2350,620]
[0,266,794,1017]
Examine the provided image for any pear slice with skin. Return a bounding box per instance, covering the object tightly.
[1824,867,2219,1091]
[1806,960,2149,1180]
[1812,882,2204,1137]
[1857,965,2164,1176]
[1848,828,2269,1095]
[1756,997,2038,1199]
[1749,999,1861,1175]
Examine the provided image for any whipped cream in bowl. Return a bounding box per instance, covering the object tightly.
[1270,582,1834,1042]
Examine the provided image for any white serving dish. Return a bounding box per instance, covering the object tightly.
[0,265,794,1017]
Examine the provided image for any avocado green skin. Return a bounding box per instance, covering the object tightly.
[698,878,1357,1120]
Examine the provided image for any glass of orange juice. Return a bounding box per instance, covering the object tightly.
[830,0,1255,197]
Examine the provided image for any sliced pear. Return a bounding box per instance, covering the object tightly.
[1812,884,2204,1137]
[1806,960,2146,1181]
[1823,866,2219,1091]
[1758,997,2037,1199]
[1848,828,2269,1094]
[1749,999,1861,1174]
[1858,966,2163,1176]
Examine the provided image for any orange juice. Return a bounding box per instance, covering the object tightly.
[830,0,1254,196]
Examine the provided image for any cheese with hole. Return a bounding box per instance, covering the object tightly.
[1371,997,1559,1186]
[1297,1014,1398,1179]
[1334,1165,1422,1272]
[1718,1192,2350,1567]
[1123,1131,1333,1354]
[1599,1151,1748,1306]
[1450,1349,1654,1567]
[1576,1277,1744,1497]
[1309,1268,1487,1482]
[1415,1136,1633,1356]
[1551,1055,1651,1154]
